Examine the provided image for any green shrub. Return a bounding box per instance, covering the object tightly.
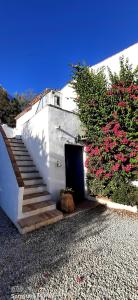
[72,58,138,206]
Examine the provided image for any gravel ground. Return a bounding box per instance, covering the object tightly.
[0,205,137,300]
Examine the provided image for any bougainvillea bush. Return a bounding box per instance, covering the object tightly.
[72,58,138,205]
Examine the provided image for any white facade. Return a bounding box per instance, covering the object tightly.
[15,42,138,200]
[92,42,138,75]
[21,104,81,200]
[61,42,138,100]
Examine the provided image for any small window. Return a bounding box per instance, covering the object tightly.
[54,95,60,107]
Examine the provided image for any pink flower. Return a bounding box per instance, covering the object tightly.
[96,168,104,177]
[112,123,120,134]
[109,141,117,149]
[102,125,110,134]
[105,173,112,178]
[118,101,126,107]
[114,153,126,162]
[111,163,120,172]
[94,146,100,155]
[126,86,132,93]
[131,94,138,100]
[115,130,126,138]
[131,85,138,90]
[85,158,89,168]
[130,142,136,147]
[85,146,91,153]
[121,138,129,145]
[105,145,109,152]
[130,151,137,157]
[122,164,132,173]
[90,146,100,156]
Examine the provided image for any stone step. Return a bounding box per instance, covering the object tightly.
[23,191,51,204]
[19,166,37,172]
[21,200,56,218]
[16,160,34,166]
[23,177,43,186]
[21,171,40,178]
[24,184,47,195]
[17,209,63,234]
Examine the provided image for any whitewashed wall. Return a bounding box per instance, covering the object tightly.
[16,101,39,133]
[61,83,77,112]
[0,134,22,224]
[2,124,15,138]
[61,43,138,101]
[16,87,78,133]
[22,104,82,200]
[22,106,50,189]
[2,124,21,138]
[92,43,138,77]
[16,43,138,133]
[47,105,81,199]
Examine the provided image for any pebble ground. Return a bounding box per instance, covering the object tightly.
[0,205,137,300]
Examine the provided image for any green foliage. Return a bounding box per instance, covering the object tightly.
[0,87,36,127]
[14,89,36,110]
[0,86,22,127]
[71,58,138,206]
[71,65,108,142]
[89,174,138,206]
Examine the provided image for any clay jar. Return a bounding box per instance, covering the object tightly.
[60,190,75,213]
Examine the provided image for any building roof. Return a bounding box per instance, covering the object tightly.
[15,88,51,120]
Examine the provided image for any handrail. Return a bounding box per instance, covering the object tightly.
[0,125,24,187]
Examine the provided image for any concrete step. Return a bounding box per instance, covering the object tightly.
[21,171,40,178]
[8,138,22,141]
[23,191,51,204]
[24,184,47,195]
[21,200,56,218]
[12,149,29,155]
[17,209,63,234]
[23,177,43,186]
[14,154,31,160]
[16,160,34,166]
[19,166,37,172]
[10,145,26,151]
[8,139,24,145]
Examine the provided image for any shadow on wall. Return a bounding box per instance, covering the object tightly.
[22,122,66,200]
[22,123,49,187]
[0,204,109,299]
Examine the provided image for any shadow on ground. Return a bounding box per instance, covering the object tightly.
[0,204,109,299]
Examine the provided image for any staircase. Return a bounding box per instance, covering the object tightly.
[8,137,63,234]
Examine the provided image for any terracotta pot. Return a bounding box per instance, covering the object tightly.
[60,192,75,213]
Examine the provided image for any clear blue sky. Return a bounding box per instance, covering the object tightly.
[0,0,138,95]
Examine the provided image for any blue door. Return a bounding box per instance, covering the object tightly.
[65,145,84,203]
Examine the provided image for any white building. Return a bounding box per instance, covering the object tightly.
[0,42,138,233]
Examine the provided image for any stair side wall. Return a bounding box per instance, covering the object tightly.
[0,134,23,224]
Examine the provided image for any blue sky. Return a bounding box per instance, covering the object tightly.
[0,0,138,95]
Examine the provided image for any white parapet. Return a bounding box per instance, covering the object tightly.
[88,195,137,213]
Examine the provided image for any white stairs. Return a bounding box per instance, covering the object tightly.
[8,137,63,233]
